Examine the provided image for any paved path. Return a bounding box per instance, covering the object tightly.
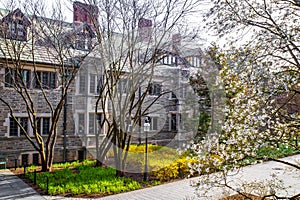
[1,154,299,200]
[93,154,300,200]
[44,154,300,200]
[0,169,44,200]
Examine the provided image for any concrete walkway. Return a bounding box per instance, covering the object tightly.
[1,154,299,200]
[0,169,44,200]
[91,154,300,200]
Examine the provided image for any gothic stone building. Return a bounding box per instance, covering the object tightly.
[0,2,96,168]
[0,2,205,167]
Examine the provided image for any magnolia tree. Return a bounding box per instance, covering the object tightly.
[0,0,89,171]
[189,0,300,199]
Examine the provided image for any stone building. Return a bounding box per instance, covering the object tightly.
[0,2,97,168]
[0,2,207,167]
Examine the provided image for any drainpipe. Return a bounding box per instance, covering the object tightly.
[63,93,67,162]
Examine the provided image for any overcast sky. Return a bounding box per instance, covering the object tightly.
[0,0,216,47]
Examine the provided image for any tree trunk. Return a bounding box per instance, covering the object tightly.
[40,150,51,172]
[40,154,49,172]
[96,160,103,167]
[116,169,124,177]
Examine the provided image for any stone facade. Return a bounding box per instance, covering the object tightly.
[0,6,91,168]
[0,2,208,168]
[0,66,85,167]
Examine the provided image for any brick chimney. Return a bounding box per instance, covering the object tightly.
[138,18,152,42]
[73,1,98,30]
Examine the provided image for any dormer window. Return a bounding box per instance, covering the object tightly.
[186,56,201,67]
[159,53,178,66]
[75,34,91,50]
[9,20,25,38]
[70,23,95,51]
[1,9,30,41]
[149,82,162,96]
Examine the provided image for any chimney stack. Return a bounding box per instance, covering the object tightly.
[138,18,152,42]
[73,1,98,30]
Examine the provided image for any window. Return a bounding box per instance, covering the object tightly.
[149,83,161,96]
[89,113,103,135]
[8,21,27,41]
[79,75,86,94]
[97,114,104,134]
[78,114,85,135]
[170,114,177,131]
[34,71,56,89]
[89,74,98,94]
[150,117,158,131]
[181,86,187,98]
[20,118,28,135]
[78,150,85,162]
[36,117,50,135]
[89,113,95,135]
[5,68,31,88]
[9,117,28,137]
[118,78,132,94]
[17,23,24,36]
[21,154,28,166]
[32,153,39,165]
[160,54,177,65]
[9,118,18,137]
[186,56,201,67]
[75,34,91,50]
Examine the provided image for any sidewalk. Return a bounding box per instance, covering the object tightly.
[91,154,300,200]
[0,154,299,200]
[0,169,44,200]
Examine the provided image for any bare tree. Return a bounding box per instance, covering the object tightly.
[75,0,202,176]
[0,0,89,171]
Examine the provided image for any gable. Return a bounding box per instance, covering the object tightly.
[0,8,31,41]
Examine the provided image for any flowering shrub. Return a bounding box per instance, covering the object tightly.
[153,154,223,181]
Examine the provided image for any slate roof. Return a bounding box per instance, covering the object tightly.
[0,38,88,67]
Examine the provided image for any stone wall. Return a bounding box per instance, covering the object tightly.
[0,66,85,168]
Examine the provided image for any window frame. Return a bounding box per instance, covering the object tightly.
[160,54,178,66]
[7,19,27,41]
[88,113,104,135]
[150,117,158,131]
[34,71,56,89]
[88,113,95,135]
[149,82,162,96]
[89,74,98,95]
[36,117,51,136]
[170,113,177,131]
[117,78,132,94]
[78,113,85,135]
[79,74,86,94]
[5,68,31,88]
[9,116,29,137]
